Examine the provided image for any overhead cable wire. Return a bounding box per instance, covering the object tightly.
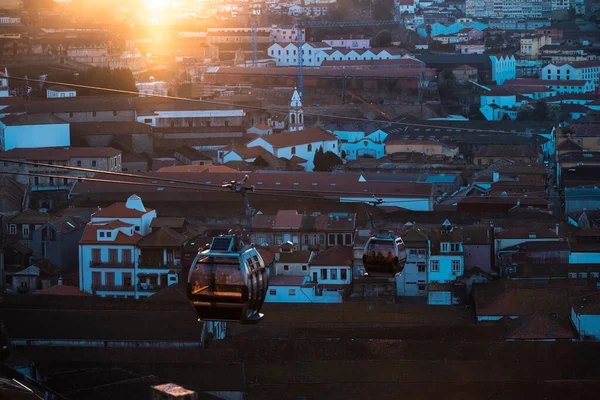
[3,75,542,133]
[0,158,559,199]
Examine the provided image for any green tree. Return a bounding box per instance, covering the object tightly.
[374,30,392,47]
[313,147,343,171]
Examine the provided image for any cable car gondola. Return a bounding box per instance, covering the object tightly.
[187,234,268,325]
[362,231,407,277]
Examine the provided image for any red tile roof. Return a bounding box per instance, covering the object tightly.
[571,291,600,315]
[156,165,238,173]
[269,275,307,287]
[137,227,187,248]
[505,312,577,340]
[504,79,588,87]
[495,227,559,239]
[274,210,303,229]
[309,246,353,267]
[74,171,434,198]
[251,127,337,148]
[208,66,434,79]
[454,64,477,71]
[79,222,143,245]
[92,202,153,218]
[34,284,91,296]
[253,124,271,130]
[0,146,122,160]
[475,144,538,158]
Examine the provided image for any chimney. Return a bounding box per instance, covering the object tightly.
[151,384,198,400]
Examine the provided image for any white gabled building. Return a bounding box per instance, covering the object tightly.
[78,194,177,300]
[542,61,600,91]
[245,127,339,171]
[267,42,332,66]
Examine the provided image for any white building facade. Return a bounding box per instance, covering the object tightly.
[78,195,178,300]
[542,61,600,91]
[0,116,70,151]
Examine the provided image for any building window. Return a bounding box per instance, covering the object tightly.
[113,110,118,116]
[340,269,347,280]
[291,146,296,155]
[308,144,312,151]
[327,233,335,246]
[344,233,352,245]
[431,260,439,272]
[99,231,105,238]
[284,265,289,271]
[69,112,74,118]
[418,264,426,273]
[330,269,338,280]
[22,225,29,237]
[92,111,97,117]
[77,161,82,167]
[108,249,118,263]
[123,272,132,287]
[269,289,276,295]
[92,248,101,263]
[302,265,307,271]
[321,269,327,280]
[418,284,426,291]
[106,231,112,238]
[289,289,296,296]
[92,271,101,287]
[92,160,97,167]
[319,234,325,245]
[49,177,54,185]
[9,224,16,235]
[105,271,115,287]
[452,260,461,272]
[122,249,131,263]
[135,226,140,231]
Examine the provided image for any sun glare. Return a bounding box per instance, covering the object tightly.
[144,0,169,10]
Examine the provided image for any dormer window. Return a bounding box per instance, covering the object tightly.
[135,226,140,231]
[100,231,105,238]
[106,231,112,238]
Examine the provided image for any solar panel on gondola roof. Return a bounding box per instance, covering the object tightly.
[210,236,233,252]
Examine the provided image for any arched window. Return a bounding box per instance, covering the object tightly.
[308,144,312,151]
[291,146,296,155]
[291,114,296,124]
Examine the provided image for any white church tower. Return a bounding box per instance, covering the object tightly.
[288,88,304,132]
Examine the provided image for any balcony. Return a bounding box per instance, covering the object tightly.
[138,261,182,270]
[92,284,135,292]
[90,261,134,269]
[137,282,163,292]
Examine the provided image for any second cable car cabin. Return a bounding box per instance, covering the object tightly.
[187,234,268,324]
[362,232,407,277]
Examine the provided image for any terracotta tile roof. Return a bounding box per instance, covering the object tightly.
[208,67,433,79]
[137,227,187,248]
[34,284,91,296]
[79,222,143,245]
[502,240,570,252]
[504,78,588,87]
[92,202,153,218]
[0,113,66,126]
[8,209,58,224]
[505,312,577,340]
[288,155,308,163]
[257,246,278,266]
[156,164,238,173]
[278,250,313,264]
[150,217,186,230]
[251,127,337,148]
[571,291,600,315]
[476,145,538,158]
[274,210,303,229]
[73,171,434,198]
[463,225,491,245]
[495,227,560,239]
[269,275,307,286]
[48,216,86,234]
[309,246,353,267]
[569,123,600,138]
[254,124,271,130]
[252,214,275,230]
[322,213,356,231]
